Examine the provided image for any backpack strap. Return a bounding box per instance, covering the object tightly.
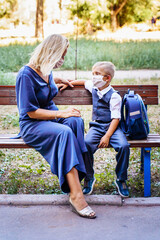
[121,89,140,133]
[121,91,129,134]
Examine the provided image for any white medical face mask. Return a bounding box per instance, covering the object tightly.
[53,58,64,69]
[92,75,106,88]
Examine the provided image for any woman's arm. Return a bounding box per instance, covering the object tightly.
[27,107,81,120]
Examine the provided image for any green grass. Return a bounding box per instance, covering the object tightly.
[0,72,16,85]
[0,149,61,194]
[0,42,38,73]
[65,39,160,70]
[0,39,160,72]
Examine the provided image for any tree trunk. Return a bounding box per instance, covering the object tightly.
[110,0,128,32]
[35,0,44,38]
[58,0,62,24]
[111,12,117,32]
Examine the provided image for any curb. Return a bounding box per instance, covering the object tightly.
[122,197,160,206]
[0,194,160,206]
[0,194,122,206]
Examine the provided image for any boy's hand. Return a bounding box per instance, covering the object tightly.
[98,135,110,148]
[98,119,119,148]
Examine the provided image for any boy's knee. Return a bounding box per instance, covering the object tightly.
[115,140,129,152]
[119,142,130,156]
[85,138,97,154]
[121,142,130,149]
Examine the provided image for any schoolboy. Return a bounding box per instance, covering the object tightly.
[63,61,130,197]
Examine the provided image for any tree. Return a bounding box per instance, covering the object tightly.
[58,0,62,23]
[107,0,128,32]
[106,0,153,31]
[68,0,153,33]
[151,0,160,17]
[0,0,17,19]
[68,0,107,34]
[107,0,153,31]
[117,0,153,28]
[35,0,44,38]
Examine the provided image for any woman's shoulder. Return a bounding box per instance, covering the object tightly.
[16,66,38,88]
[18,65,34,76]
[16,66,30,79]
[17,65,41,82]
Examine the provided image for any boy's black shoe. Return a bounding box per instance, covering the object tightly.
[83,178,96,195]
[115,179,129,198]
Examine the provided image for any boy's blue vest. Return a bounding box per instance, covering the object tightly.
[92,87,117,123]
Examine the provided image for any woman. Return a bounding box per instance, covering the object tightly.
[16,34,96,219]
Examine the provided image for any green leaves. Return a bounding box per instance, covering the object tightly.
[68,0,154,32]
[0,0,18,19]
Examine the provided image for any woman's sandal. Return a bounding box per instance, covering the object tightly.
[69,198,96,219]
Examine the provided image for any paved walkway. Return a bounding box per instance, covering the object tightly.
[0,195,160,240]
[0,204,160,240]
[53,69,160,80]
[12,70,160,80]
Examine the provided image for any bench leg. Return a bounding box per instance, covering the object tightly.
[144,147,151,197]
[140,147,144,173]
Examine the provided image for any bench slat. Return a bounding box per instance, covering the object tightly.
[0,134,159,148]
[0,85,158,97]
[0,85,158,105]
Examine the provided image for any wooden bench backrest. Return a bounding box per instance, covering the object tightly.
[0,85,158,105]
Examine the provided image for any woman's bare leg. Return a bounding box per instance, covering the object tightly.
[66,167,95,215]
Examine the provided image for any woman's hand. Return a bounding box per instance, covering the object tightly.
[56,83,68,91]
[60,107,81,118]
[27,107,81,121]
[60,78,74,87]
[98,135,110,148]
[54,77,74,91]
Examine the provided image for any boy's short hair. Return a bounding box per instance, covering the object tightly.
[92,61,116,79]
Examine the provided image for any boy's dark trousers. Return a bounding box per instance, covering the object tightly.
[84,122,130,181]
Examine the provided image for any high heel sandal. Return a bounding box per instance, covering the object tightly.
[69,197,96,219]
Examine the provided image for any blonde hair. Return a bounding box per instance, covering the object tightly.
[29,34,69,76]
[92,61,116,79]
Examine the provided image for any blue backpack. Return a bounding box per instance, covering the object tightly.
[120,90,149,140]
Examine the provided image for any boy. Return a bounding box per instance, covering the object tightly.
[62,61,130,197]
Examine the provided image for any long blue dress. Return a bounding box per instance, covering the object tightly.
[16,66,87,193]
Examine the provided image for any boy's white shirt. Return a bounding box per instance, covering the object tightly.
[85,80,121,119]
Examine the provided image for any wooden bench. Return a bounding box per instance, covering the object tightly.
[0,85,160,197]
